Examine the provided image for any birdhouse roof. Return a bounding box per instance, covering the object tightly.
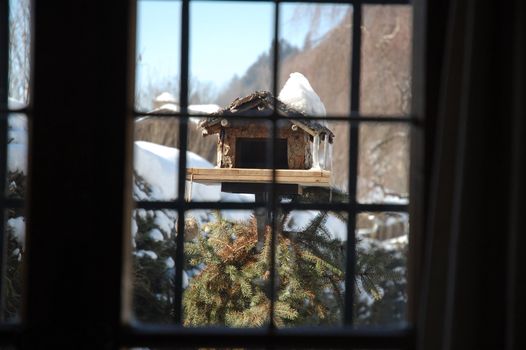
[198,91,335,143]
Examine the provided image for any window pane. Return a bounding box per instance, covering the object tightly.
[186,116,272,202]
[355,212,409,326]
[190,1,273,106]
[279,3,352,117]
[8,0,31,106]
[5,113,28,199]
[134,116,180,201]
[326,120,351,197]
[277,209,348,327]
[184,209,270,327]
[357,123,409,204]
[3,207,25,322]
[275,118,349,203]
[132,208,178,324]
[360,5,413,116]
[135,0,181,112]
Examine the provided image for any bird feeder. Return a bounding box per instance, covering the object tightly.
[186,91,334,195]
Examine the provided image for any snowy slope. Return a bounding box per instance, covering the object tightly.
[134,141,254,204]
[134,141,217,201]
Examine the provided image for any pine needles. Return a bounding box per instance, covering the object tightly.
[183,212,346,327]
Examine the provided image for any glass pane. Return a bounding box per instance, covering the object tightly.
[190,1,273,106]
[4,208,26,322]
[8,0,31,107]
[132,208,178,324]
[6,113,28,198]
[357,123,409,204]
[278,209,347,326]
[133,116,180,201]
[355,212,409,326]
[135,0,181,112]
[360,5,413,116]
[276,118,349,203]
[326,120,350,197]
[184,209,270,327]
[186,116,273,202]
[279,3,352,117]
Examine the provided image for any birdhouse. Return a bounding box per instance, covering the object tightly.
[186,90,334,195]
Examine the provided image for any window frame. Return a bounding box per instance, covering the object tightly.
[0,0,29,324]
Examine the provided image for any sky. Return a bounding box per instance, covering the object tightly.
[136,1,349,93]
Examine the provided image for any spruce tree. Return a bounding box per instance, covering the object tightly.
[184,211,345,327]
[354,235,407,325]
[1,169,407,326]
[183,188,408,327]
[132,173,179,323]
[132,209,177,323]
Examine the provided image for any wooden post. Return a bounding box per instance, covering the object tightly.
[254,193,267,252]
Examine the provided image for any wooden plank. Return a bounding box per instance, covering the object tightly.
[190,175,328,183]
[186,167,331,186]
[187,168,330,178]
[189,174,330,182]
[186,168,330,179]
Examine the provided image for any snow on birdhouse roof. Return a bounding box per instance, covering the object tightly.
[278,72,327,117]
[198,90,334,143]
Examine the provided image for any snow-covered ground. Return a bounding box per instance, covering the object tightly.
[134,141,221,201]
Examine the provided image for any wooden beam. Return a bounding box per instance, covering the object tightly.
[187,168,331,186]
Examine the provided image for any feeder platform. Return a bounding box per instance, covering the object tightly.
[186,168,331,187]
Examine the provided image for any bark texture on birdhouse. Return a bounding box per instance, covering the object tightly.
[199,91,332,170]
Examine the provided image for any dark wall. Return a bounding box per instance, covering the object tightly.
[23,1,135,348]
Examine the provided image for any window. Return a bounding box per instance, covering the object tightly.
[129,0,415,348]
[1,0,30,324]
[0,0,420,348]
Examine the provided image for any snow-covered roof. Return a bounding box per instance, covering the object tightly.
[198,91,334,143]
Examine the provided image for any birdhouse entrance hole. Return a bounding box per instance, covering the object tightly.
[236,138,288,169]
